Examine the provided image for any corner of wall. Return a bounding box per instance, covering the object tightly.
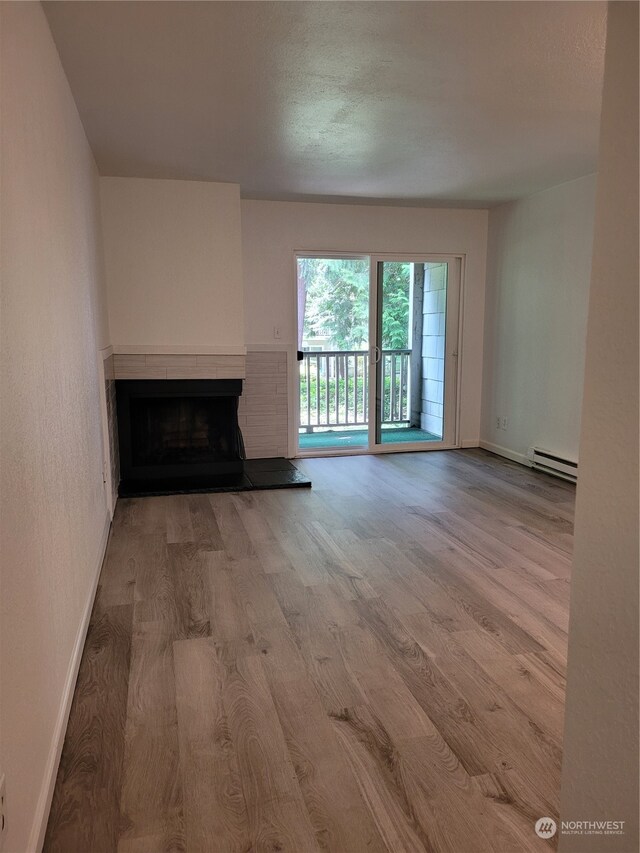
[479,177,597,465]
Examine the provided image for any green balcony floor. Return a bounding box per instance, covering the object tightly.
[299,426,440,450]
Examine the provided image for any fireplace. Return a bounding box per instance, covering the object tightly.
[116,379,245,495]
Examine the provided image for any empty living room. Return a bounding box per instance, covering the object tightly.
[1,2,638,852]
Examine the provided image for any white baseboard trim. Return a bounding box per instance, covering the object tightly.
[460,439,480,448]
[479,439,532,467]
[27,513,111,853]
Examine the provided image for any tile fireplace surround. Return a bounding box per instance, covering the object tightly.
[110,350,288,461]
[113,353,247,380]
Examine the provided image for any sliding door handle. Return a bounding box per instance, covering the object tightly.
[370,346,382,364]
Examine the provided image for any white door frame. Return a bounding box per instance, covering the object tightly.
[292,251,465,458]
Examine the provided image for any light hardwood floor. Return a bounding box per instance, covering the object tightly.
[45,449,573,853]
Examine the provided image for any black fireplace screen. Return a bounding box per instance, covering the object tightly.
[130,395,242,466]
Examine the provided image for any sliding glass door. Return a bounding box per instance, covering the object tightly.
[371,257,460,451]
[296,253,461,455]
[297,256,370,452]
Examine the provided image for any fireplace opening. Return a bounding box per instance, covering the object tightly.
[130,396,241,466]
[116,379,245,495]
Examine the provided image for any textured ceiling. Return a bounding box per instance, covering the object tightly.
[43,1,606,206]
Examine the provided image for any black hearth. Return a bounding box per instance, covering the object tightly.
[116,379,245,496]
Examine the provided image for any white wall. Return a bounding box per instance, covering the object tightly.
[0,4,111,850]
[100,177,245,353]
[559,3,639,850]
[241,200,488,445]
[480,175,597,464]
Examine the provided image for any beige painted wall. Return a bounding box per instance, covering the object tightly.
[481,175,597,464]
[0,3,112,850]
[559,4,639,851]
[241,200,488,446]
[100,177,245,353]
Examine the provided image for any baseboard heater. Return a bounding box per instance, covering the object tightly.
[527,447,578,483]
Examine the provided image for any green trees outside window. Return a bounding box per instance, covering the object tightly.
[300,258,410,351]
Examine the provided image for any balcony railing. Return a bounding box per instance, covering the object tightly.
[299,349,411,430]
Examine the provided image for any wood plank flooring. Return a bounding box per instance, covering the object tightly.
[45,449,573,853]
